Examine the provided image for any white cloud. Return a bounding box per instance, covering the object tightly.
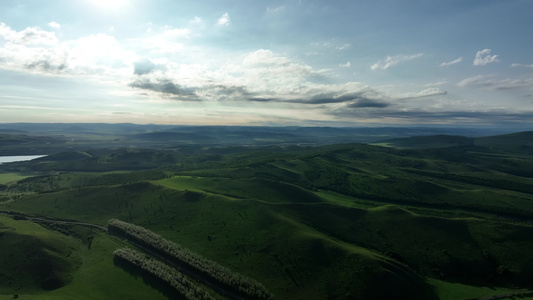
[48,21,61,29]
[162,28,190,39]
[457,74,533,90]
[439,57,462,67]
[336,44,351,50]
[339,61,351,68]
[424,81,448,87]
[129,48,382,106]
[190,16,202,24]
[266,5,285,14]
[370,53,423,70]
[0,23,58,45]
[473,49,500,66]
[511,63,533,68]
[491,77,533,90]
[311,40,351,51]
[136,27,190,54]
[399,88,447,99]
[217,13,230,26]
[457,75,492,88]
[0,23,137,77]
[242,49,291,66]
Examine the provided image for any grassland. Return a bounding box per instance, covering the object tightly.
[0,173,30,185]
[1,130,533,299]
[0,214,167,300]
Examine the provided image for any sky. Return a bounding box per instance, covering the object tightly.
[1,0,533,127]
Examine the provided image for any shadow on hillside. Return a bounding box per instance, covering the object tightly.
[113,255,187,300]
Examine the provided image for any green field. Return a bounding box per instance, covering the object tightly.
[0,215,166,300]
[1,131,533,299]
[0,173,30,185]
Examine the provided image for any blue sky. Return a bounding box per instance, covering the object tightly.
[1,0,533,127]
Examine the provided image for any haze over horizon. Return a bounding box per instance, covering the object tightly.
[1,0,533,128]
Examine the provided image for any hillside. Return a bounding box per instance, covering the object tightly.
[1,130,533,299]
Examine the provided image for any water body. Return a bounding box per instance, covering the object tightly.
[0,155,46,164]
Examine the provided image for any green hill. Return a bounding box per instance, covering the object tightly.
[383,135,474,148]
[0,215,81,293]
[2,134,533,299]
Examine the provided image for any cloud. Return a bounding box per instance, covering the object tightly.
[457,74,533,90]
[491,77,533,90]
[511,63,533,68]
[48,22,61,29]
[136,27,189,54]
[457,75,493,88]
[246,88,391,109]
[0,22,58,45]
[473,49,500,66]
[347,99,390,108]
[129,75,260,102]
[325,101,533,126]
[243,49,291,66]
[439,57,462,67]
[400,88,447,99]
[26,60,68,72]
[370,53,423,70]
[266,5,285,14]
[190,16,202,24]
[336,44,351,50]
[133,58,166,75]
[130,77,198,99]
[241,49,319,82]
[128,49,390,108]
[424,81,448,87]
[0,23,136,76]
[311,40,351,51]
[339,61,350,68]
[217,13,230,26]
[162,28,190,39]
[303,90,380,105]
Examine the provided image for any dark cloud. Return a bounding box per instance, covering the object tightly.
[26,60,67,72]
[133,58,166,75]
[248,97,279,102]
[130,78,197,99]
[129,76,392,108]
[330,107,533,125]
[129,77,257,102]
[347,99,390,108]
[247,91,386,106]
[305,92,366,104]
[209,85,252,97]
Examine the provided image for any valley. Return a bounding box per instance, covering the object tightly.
[0,124,533,299]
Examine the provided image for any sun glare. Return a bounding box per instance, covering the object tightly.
[89,0,127,9]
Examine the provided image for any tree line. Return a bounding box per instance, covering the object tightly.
[108,219,273,300]
[113,247,216,300]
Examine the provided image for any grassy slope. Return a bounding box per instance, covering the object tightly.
[4,181,436,299]
[0,215,81,295]
[6,175,533,299]
[3,139,533,299]
[0,173,30,185]
[0,215,167,300]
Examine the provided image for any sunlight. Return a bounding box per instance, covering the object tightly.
[89,0,127,9]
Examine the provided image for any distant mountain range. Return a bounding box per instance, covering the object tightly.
[384,131,533,153]
[0,123,530,155]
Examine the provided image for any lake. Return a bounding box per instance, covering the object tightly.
[0,155,47,164]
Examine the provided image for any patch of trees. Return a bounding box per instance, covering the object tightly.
[304,161,350,192]
[113,247,215,300]
[108,219,273,300]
